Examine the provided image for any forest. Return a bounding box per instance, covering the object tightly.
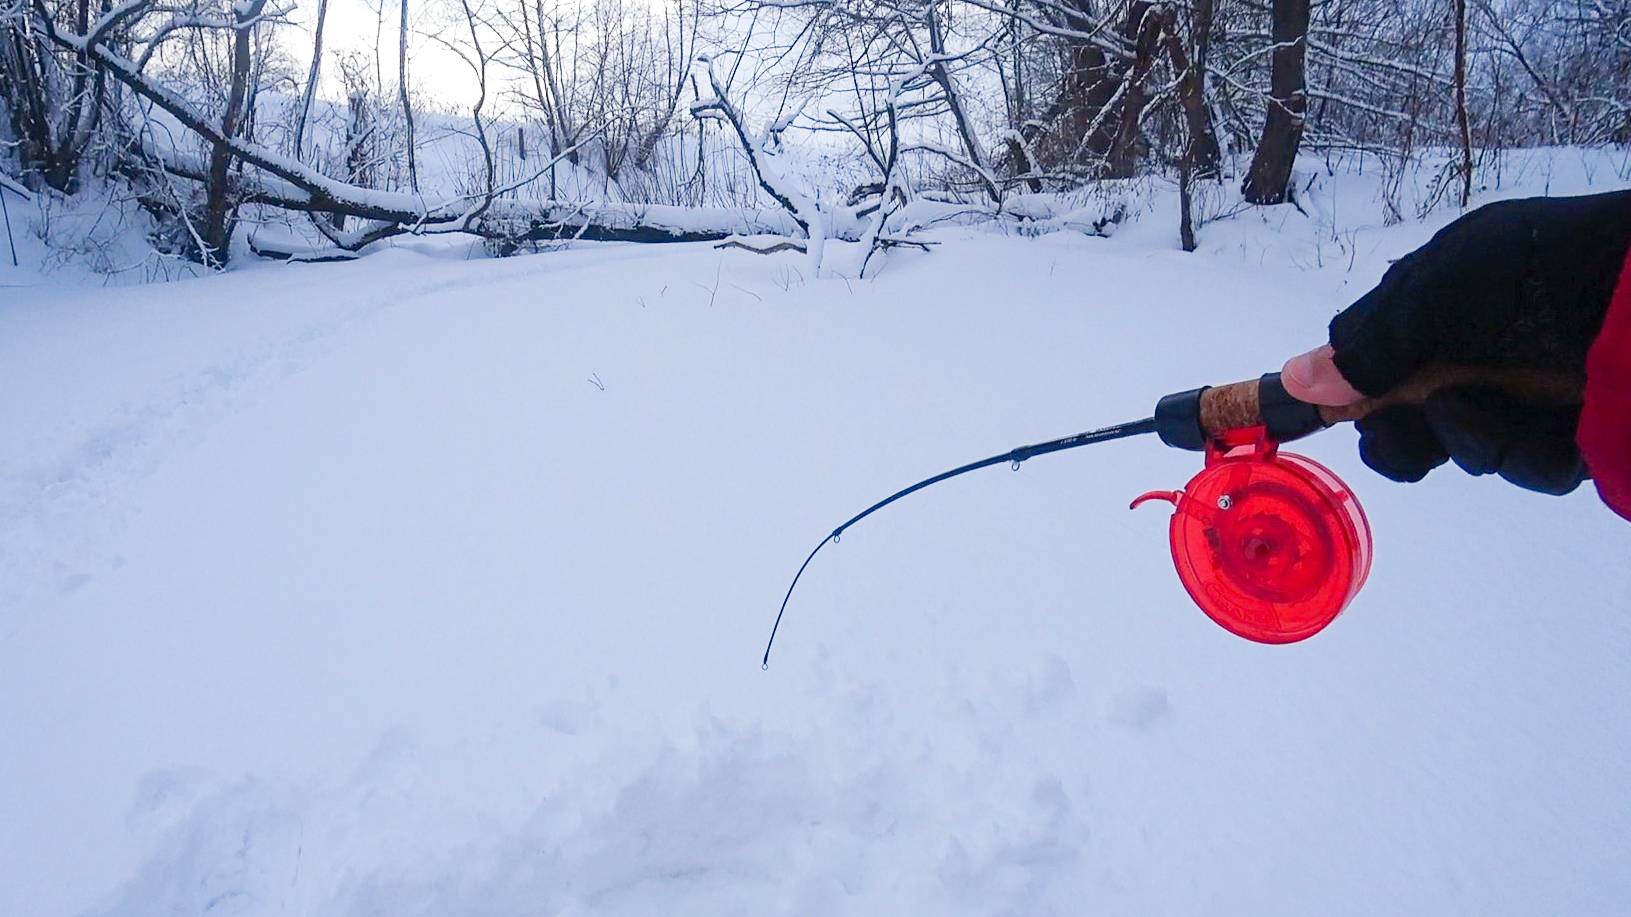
[3,0,1628,272]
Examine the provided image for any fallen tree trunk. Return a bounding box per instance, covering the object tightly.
[130,144,813,259]
[246,201,812,259]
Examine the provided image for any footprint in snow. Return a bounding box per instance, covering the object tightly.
[1105,686,1169,729]
[58,572,93,593]
[1022,655,1077,716]
[536,699,588,736]
[126,767,210,834]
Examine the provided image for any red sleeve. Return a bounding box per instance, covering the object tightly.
[1577,245,1631,522]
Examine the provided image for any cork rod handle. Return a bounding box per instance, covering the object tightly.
[1197,365,1586,438]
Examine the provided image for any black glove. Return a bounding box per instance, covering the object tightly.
[1327,190,1631,494]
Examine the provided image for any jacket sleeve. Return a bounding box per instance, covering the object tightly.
[1578,245,1631,522]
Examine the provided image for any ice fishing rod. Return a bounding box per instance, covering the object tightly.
[762,365,1583,667]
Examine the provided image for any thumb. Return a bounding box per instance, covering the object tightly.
[1282,344,1364,406]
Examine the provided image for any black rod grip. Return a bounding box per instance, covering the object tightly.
[1154,372,1322,451]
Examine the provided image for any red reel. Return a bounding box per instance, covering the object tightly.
[1132,427,1372,643]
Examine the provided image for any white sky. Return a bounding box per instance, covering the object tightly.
[285,0,496,109]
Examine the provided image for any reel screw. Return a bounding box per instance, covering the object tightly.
[1217,494,1233,510]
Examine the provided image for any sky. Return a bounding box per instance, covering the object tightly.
[285,0,495,109]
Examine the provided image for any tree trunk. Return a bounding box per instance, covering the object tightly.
[398,0,418,191]
[1056,1,1122,166]
[1008,0,1026,122]
[927,4,1000,201]
[1454,0,1473,207]
[201,1,264,265]
[42,0,92,191]
[1004,0,1042,191]
[1179,142,1197,251]
[1163,5,1221,180]
[1194,0,1213,80]
[4,28,56,187]
[1106,3,1161,179]
[1241,0,1309,204]
[293,0,330,158]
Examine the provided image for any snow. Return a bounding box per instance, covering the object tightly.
[3,152,1631,915]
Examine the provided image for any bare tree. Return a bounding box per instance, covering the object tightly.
[1169,0,1219,179]
[292,0,329,157]
[1242,0,1310,204]
[198,0,268,264]
[398,0,417,191]
[1454,0,1472,206]
[1,0,118,191]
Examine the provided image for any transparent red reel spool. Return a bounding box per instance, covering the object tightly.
[1132,427,1373,643]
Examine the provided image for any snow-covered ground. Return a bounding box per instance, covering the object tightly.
[3,153,1631,915]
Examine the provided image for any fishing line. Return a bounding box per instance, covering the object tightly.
[761,416,1157,668]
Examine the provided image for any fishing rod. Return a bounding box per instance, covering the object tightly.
[762,365,1584,667]
[763,415,1157,668]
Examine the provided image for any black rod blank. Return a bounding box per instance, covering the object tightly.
[762,416,1157,668]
